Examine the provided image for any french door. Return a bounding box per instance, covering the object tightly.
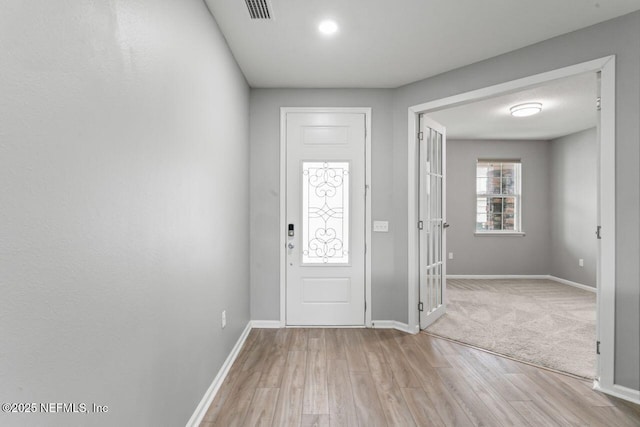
[419,114,447,329]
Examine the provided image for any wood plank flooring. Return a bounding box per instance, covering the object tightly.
[200,328,640,427]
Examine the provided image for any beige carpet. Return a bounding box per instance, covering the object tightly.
[426,279,596,378]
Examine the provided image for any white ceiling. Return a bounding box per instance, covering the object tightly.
[428,72,599,140]
[205,0,640,88]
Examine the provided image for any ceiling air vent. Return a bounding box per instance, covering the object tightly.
[245,0,272,19]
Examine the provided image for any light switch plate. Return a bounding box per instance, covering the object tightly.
[373,221,389,232]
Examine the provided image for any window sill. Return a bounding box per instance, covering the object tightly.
[474,232,526,237]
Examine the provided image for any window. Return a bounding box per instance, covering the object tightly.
[476,160,521,233]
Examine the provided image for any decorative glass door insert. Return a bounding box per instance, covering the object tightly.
[302,161,349,264]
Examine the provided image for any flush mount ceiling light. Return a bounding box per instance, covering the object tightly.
[510,102,542,117]
[318,20,338,35]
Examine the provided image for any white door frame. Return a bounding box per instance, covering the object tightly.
[407,56,616,394]
[280,107,372,328]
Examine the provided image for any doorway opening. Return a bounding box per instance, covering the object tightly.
[407,56,616,391]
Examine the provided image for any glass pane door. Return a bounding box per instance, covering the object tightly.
[419,115,447,329]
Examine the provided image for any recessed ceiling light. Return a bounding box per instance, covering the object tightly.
[318,20,338,36]
[510,102,542,117]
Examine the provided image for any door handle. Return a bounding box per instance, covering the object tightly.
[288,243,295,249]
[443,222,450,228]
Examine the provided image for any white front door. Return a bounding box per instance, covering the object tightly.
[419,114,447,329]
[285,111,366,326]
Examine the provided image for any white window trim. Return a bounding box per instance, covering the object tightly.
[475,161,522,234]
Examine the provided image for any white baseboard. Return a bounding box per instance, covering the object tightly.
[371,320,419,334]
[250,320,282,328]
[186,322,252,427]
[548,276,596,293]
[594,381,640,405]
[447,274,597,293]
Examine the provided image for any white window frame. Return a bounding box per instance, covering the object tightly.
[474,160,524,236]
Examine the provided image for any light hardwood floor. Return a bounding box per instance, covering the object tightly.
[200,328,640,427]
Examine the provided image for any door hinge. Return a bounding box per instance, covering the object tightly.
[418,131,424,141]
[597,341,601,355]
[418,302,424,312]
[596,97,601,111]
[418,220,424,230]
[596,225,602,239]
[365,300,367,312]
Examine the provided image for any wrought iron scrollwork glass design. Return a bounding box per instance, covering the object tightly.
[302,162,349,264]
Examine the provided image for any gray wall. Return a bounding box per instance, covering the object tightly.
[251,12,640,390]
[249,89,402,321]
[446,132,598,286]
[446,140,551,275]
[0,1,250,426]
[550,128,598,287]
[394,11,640,390]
